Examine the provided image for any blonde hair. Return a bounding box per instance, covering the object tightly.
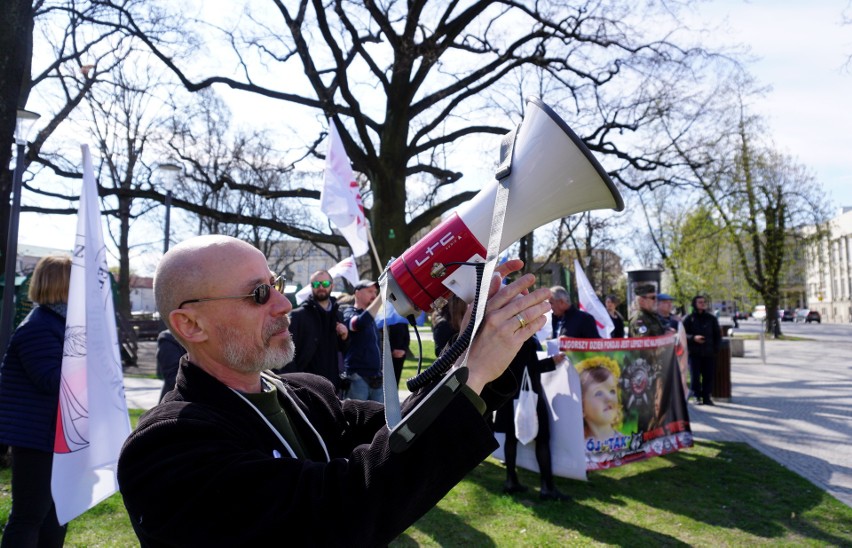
[578,356,624,431]
[28,255,72,304]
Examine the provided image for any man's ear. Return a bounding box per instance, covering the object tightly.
[169,309,208,344]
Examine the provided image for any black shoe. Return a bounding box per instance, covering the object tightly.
[703,399,715,406]
[540,489,571,501]
[503,482,529,495]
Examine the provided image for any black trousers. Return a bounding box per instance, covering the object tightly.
[690,354,716,402]
[1,446,67,548]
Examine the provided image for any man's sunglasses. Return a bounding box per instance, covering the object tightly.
[178,275,286,309]
[311,280,332,288]
[641,295,657,301]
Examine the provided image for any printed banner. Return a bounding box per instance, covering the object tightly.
[561,334,692,471]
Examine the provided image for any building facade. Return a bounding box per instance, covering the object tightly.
[805,207,852,323]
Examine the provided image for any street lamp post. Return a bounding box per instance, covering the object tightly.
[0,109,41,355]
[157,163,181,255]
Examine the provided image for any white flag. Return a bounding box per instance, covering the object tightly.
[573,259,614,339]
[52,145,132,524]
[295,255,360,305]
[320,121,370,257]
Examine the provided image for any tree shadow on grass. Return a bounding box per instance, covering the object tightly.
[393,505,497,547]
[447,441,850,546]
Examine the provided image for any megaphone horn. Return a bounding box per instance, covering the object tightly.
[383,97,624,317]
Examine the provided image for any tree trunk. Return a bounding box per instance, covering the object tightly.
[0,0,33,265]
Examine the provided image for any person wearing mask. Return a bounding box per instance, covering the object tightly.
[0,255,71,547]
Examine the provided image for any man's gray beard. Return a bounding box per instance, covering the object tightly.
[217,326,295,373]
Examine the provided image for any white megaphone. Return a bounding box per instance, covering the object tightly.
[382,97,625,317]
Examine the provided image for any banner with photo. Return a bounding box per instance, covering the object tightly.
[561,334,693,471]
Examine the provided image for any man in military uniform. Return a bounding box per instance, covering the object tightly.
[628,284,666,338]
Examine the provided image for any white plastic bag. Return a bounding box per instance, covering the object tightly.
[514,366,538,444]
[494,363,587,481]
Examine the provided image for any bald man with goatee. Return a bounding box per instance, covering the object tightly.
[117,235,553,546]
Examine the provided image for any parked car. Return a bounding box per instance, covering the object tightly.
[781,309,795,322]
[795,309,810,323]
[806,310,821,324]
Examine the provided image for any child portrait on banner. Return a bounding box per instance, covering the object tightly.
[560,334,693,471]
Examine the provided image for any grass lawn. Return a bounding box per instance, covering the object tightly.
[1,342,850,545]
[1,437,848,546]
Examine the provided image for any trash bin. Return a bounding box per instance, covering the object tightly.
[713,338,732,402]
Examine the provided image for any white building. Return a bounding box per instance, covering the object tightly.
[805,207,852,323]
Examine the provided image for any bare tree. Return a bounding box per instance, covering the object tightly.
[85,0,731,273]
[1,0,134,264]
[664,81,831,336]
[84,60,173,318]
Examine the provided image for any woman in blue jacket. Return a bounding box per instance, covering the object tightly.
[0,255,71,547]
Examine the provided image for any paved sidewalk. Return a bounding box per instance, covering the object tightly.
[123,335,852,508]
[689,337,852,508]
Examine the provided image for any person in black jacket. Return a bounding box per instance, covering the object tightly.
[278,270,348,392]
[156,329,185,402]
[0,255,71,547]
[431,294,466,356]
[549,286,601,339]
[118,235,552,546]
[605,294,625,338]
[494,336,570,501]
[682,294,722,405]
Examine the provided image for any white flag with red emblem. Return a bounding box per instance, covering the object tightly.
[51,144,131,524]
[320,121,369,257]
[573,259,614,339]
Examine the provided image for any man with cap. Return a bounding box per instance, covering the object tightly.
[656,293,680,332]
[278,270,349,392]
[628,284,666,338]
[342,279,385,402]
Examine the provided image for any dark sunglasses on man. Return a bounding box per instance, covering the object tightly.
[178,275,286,308]
[311,280,332,288]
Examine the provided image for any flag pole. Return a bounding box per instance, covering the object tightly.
[365,221,383,270]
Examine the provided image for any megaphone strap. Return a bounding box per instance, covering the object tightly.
[386,152,513,451]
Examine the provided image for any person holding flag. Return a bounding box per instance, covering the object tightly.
[0,255,71,547]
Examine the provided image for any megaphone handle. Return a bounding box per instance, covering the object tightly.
[389,367,469,453]
[405,263,484,392]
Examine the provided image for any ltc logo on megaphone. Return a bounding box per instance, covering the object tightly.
[382,97,624,317]
[413,231,456,268]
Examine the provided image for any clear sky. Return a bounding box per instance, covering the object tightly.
[16,1,852,260]
[691,0,852,210]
